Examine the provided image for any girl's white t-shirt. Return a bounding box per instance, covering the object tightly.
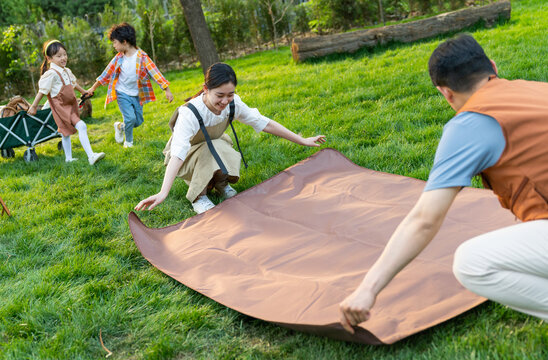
[116,51,139,96]
[170,94,270,162]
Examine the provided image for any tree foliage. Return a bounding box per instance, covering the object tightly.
[0,0,474,100]
[31,0,115,21]
[204,0,252,52]
[0,25,41,96]
[0,0,32,26]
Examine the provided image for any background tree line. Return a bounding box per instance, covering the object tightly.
[0,0,475,101]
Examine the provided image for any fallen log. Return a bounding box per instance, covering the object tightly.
[291,0,511,62]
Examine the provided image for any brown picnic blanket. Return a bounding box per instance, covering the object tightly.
[128,148,518,344]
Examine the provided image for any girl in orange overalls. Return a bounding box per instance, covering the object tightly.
[28,40,105,165]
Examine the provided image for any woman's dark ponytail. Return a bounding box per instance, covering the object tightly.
[184,89,204,103]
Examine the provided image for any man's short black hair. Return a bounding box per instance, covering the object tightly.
[428,34,496,93]
[109,22,137,48]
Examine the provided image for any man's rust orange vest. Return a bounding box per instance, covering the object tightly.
[457,77,548,221]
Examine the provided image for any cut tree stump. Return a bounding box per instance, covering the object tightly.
[291,0,511,62]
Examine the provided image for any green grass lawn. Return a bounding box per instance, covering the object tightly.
[1,0,547,358]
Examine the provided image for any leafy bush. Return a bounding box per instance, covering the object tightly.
[256,0,292,43]
[205,0,252,53]
[53,17,111,84]
[293,2,311,34]
[307,0,374,32]
[0,25,41,99]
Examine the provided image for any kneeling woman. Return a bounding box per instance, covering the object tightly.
[135,63,326,214]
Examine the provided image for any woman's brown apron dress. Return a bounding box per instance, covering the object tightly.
[163,107,241,202]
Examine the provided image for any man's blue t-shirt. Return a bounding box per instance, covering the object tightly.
[424,112,506,191]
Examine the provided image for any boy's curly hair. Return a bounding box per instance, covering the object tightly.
[109,23,137,48]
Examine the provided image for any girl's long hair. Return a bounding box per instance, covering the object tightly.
[185,63,237,102]
[40,41,66,75]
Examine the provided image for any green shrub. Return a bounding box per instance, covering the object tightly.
[205,0,252,53]
[0,25,41,99]
[293,2,311,34]
[55,16,111,84]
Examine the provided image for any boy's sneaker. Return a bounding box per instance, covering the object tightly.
[89,152,105,165]
[192,195,215,214]
[221,184,237,199]
[114,122,124,144]
[123,141,133,148]
[65,158,78,163]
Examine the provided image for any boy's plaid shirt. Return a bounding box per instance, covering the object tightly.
[96,49,169,108]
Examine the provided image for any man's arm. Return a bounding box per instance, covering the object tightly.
[339,186,461,333]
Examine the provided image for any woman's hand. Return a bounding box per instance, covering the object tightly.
[263,120,327,147]
[339,287,377,334]
[135,192,168,211]
[301,135,327,147]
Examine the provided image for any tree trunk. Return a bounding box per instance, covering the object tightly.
[378,0,385,25]
[251,10,262,50]
[29,68,36,94]
[162,0,170,19]
[262,0,293,50]
[292,0,511,62]
[19,46,36,94]
[149,17,156,64]
[268,5,278,49]
[179,0,219,74]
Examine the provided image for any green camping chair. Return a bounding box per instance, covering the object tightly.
[0,108,61,162]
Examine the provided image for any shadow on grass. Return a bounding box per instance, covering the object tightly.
[230,300,537,358]
[81,114,110,125]
[160,272,509,356]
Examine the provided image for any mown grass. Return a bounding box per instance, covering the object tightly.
[1,0,547,358]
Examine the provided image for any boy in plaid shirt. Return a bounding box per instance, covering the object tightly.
[88,23,174,148]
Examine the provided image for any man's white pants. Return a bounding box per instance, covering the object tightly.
[453,220,548,321]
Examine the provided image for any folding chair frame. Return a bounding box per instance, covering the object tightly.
[0,197,10,217]
[0,110,58,149]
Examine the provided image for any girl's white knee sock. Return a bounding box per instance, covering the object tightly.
[75,121,94,158]
[61,135,72,161]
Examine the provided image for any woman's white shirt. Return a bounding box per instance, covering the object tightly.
[38,63,77,97]
[170,94,270,162]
